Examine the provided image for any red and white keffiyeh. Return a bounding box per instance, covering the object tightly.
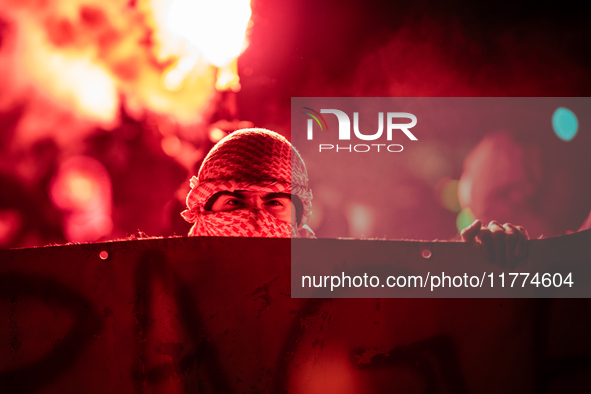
[181,128,315,238]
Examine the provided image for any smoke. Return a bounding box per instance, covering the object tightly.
[348,17,589,97]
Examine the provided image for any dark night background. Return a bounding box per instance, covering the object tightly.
[239,0,591,123]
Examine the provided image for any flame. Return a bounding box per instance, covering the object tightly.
[155,0,251,93]
[0,0,252,128]
[20,26,119,124]
[161,0,251,66]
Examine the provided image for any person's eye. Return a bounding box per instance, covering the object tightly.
[226,198,245,206]
[265,199,285,207]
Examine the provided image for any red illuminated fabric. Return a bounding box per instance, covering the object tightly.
[188,208,292,237]
[181,129,314,238]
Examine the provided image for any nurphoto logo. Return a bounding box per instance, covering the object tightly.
[303,107,417,153]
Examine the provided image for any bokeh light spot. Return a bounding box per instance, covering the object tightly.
[421,249,432,259]
[438,178,461,212]
[552,107,578,141]
[456,207,476,233]
[345,203,375,238]
[209,127,226,142]
[0,209,22,247]
[99,250,109,260]
[60,173,97,209]
[50,156,113,242]
[161,135,182,157]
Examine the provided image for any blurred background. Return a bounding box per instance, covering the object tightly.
[0,0,590,248]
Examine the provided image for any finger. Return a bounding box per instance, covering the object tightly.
[488,220,501,227]
[477,226,495,265]
[515,225,529,258]
[488,221,507,269]
[515,225,529,240]
[503,223,519,270]
[461,219,482,242]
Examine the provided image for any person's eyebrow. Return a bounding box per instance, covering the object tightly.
[212,191,246,199]
[229,190,249,199]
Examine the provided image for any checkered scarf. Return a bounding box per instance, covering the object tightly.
[181,129,314,238]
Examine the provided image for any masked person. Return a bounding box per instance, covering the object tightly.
[182,128,528,268]
[181,128,315,238]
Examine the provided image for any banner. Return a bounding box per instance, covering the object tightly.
[2,236,591,392]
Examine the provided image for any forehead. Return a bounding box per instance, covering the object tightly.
[223,190,291,200]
